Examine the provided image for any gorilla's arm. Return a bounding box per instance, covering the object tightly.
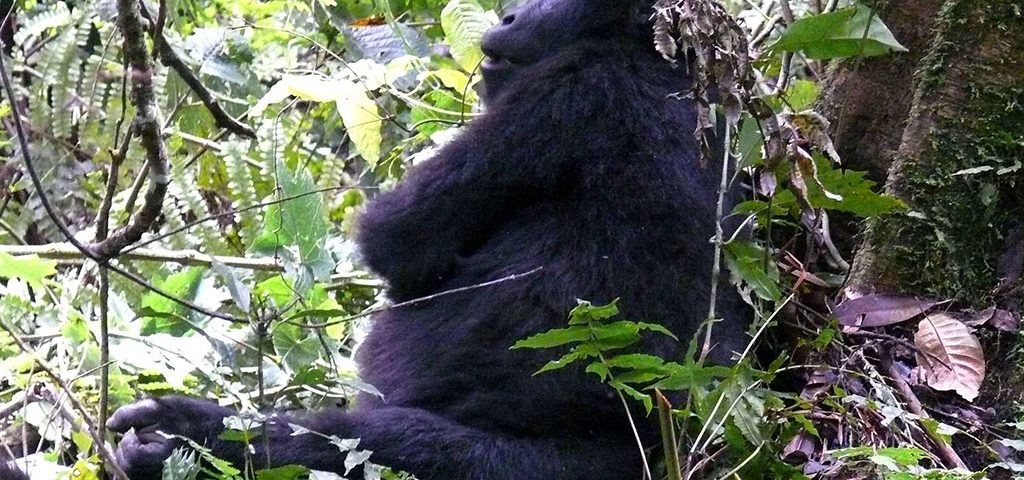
[106,397,639,480]
[356,63,623,300]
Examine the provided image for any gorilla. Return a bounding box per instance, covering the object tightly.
[105,0,749,478]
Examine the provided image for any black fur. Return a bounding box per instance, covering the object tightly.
[0,463,29,480]
[107,0,749,478]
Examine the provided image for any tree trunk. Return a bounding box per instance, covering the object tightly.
[836,2,1024,306]
[816,0,944,182]
[821,1,1024,440]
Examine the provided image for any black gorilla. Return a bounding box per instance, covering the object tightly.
[106,0,749,478]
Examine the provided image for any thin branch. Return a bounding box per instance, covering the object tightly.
[0,243,288,272]
[296,267,545,329]
[882,354,967,470]
[700,122,733,362]
[138,0,255,138]
[0,321,130,480]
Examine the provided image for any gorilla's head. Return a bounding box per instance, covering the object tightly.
[479,0,652,101]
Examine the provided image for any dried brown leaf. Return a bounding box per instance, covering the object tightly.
[834,294,937,327]
[915,313,986,402]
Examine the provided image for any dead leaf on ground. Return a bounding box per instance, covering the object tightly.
[915,313,986,402]
[835,294,939,327]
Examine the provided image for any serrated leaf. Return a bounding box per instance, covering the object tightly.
[604,354,667,371]
[511,326,592,349]
[569,300,620,324]
[611,381,653,414]
[724,241,782,302]
[772,5,908,59]
[344,450,373,474]
[250,161,332,293]
[140,268,205,336]
[915,313,986,402]
[441,0,496,72]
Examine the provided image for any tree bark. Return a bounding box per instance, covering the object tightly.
[840,1,1024,305]
[816,0,945,181]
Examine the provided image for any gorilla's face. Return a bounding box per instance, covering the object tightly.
[479,0,639,101]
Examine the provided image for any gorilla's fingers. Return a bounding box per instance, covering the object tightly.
[115,430,175,478]
[107,399,163,432]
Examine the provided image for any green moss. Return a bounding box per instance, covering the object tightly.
[866,2,1024,303]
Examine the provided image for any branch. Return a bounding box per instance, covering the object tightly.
[0,321,130,480]
[1,243,287,272]
[138,0,255,138]
[87,0,170,259]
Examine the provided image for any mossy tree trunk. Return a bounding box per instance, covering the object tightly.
[824,2,1024,306]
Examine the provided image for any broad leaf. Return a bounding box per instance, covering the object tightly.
[915,313,986,402]
[0,252,56,290]
[835,294,938,327]
[773,5,908,59]
[441,0,496,72]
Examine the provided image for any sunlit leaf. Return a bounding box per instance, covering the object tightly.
[0,252,57,290]
[772,5,908,59]
[441,0,497,72]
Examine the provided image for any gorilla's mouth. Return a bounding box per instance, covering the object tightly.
[481,47,517,72]
[482,55,513,71]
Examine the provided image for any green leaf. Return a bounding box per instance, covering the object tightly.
[772,5,908,59]
[784,79,820,111]
[571,300,621,322]
[256,465,310,480]
[511,326,592,349]
[636,322,678,340]
[773,158,905,217]
[724,241,782,302]
[611,381,653,414]
[604,354,667,371]
[250,161,333,293]
[140,268,205,336]
[652,363,732,391]
[0,252,57,290]
[535,357,572,374]
[441,0,496,72]
[585,362,611,381]
[273,323,321,374]
[61,310,89,344]
[590,321,642,349]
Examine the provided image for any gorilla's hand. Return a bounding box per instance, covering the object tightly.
[107,396,236,478]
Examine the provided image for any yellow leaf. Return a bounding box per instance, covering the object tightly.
[336,82,382,164]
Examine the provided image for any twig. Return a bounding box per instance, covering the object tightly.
[700,122,733,362]
[0,390,41,421]
[0,321,130,480]
[297,267,545,329]
[882,353,967,470]
[137,0,255,138]
[88,0,171,259]
[0,243,287,271]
